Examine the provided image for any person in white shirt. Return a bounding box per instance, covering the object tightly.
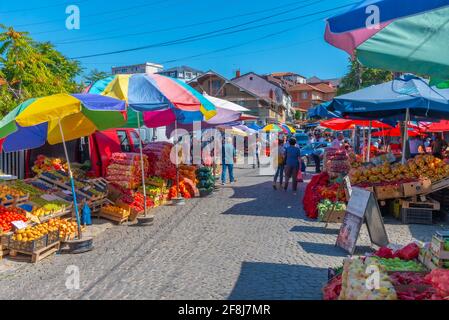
[331,134,344,149]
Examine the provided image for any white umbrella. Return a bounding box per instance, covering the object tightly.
[203,94,249,125]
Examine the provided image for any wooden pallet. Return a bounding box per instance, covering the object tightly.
[0,245,9,260]
[9,241,60,263]
[99,212,129,224]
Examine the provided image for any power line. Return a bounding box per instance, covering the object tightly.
[72,2,354,59]
[55,0,315,45]
[14,0,172,28]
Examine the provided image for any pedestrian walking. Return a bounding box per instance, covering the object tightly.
[253,138,261,169]
[273,138,286,190]
[283,138,302,195]
[221,137,236,185]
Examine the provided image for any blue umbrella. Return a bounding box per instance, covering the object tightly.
[329,75,449,120]
[248,123,262,131]
[308,102,341,119]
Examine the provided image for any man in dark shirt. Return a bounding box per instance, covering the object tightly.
[283,138,301,195]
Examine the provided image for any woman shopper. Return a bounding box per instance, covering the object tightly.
[283,138,302,195]
[273,138,286,190]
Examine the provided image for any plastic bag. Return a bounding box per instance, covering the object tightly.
[394,243,420,261]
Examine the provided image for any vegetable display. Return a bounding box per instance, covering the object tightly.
[303,172,330,219]
[11,221,58,242]
[0,206,27,233]
[106,153,148,189]
[32,203,65,218]
[196,167,214,195]
[143,142,177,180]
[324,148,350,177]
[365,257,427,272]
[317,200,346,221]
[32,155,68,175]
[0,185,26,203]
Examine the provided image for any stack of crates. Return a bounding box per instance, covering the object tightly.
[400,198,439,225]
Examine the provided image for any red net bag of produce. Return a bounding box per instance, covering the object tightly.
[394,243,420,261]
[375,247,395,259]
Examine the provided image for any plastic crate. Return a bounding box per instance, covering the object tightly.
[401,208,433,225]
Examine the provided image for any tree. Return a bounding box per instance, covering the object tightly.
[294,110,302,121]
[0,26,81,115]
[83,69,110,86]
[337,58,393,95]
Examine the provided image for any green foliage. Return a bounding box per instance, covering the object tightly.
[83,69,110,86]
[294,110,302,120]
[337,58,393,95]
[0,26,81,115]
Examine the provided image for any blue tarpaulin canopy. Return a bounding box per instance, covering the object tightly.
[308,101,341,119]
[329,75,449,121]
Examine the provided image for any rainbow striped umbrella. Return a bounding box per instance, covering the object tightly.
[262,124,286,133]
[280,124,296,134]
[325,0,449,78]
[88,73,217,127]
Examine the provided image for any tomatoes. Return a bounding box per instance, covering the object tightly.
[0,206,27,232]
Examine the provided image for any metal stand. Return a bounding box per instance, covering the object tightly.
[171,119,185,205]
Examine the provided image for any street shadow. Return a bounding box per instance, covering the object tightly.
[228,261,326,300]
[290,225,339,235]
[298,241,348,257]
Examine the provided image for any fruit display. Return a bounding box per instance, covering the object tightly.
[11,221,58,243]
[0,184,26,203]
[168,180,193,199]
[317,200,346,222]
[32,155,68,175]
[324,148,350,177]
[196,167,215,195]
[106,153,149,189]
[32,203,65,218]
[101,205,130,219]
[365,257,427,272]
[119,190,154,213]
[47,218,80,241]
[317,183,347,202]
[424,269,449,298]
[143,142,177,180]
[389,272,438,300]
[146,176,166,187]
[0,206,27,233]
[9,180,44,197]
[349,154,449,186]
[339,258,397,300]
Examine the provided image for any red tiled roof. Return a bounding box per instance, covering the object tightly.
[288,83,336,94]
[314,83,336,93]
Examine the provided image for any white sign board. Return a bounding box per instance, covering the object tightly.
[12,220,27,230]
[346,187,371,218]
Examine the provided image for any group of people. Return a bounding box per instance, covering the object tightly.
[273,137,303,195]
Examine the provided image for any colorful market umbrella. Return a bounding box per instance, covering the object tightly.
[372,127,421,137]
[262,124,286,133]
[325,0,449,78]
[426,120,449,132]
[88,73,217,207]
[247,123,262,131]
[280,124,296,134]
[0,93,126,239]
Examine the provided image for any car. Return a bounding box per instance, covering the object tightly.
[294,133,309,148]
[300,142,331,167]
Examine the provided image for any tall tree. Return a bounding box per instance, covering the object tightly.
[0,25,81,115]
[83,69,110,86]
[337,58,393,95]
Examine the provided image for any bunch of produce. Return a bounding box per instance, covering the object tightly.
[196,167,215,194]
[146,176,166,187]
[317,183,347,202]
[11,221,58,242]
[374,243,420,261]
[0,184,26,202]
[317,200,346,222]
[179,164,198,183]
[119,190,154,213]
[365,257,426,272]
[348,152,363,168]
[47,218,80,241]
[339,258,397,300]
[303,172,330,219]
[323,274,342,300]
[424,269,449,298]
[10,180,44,197]
[106,153,148,189]
[32,155,68,175]
[349,154,449,186]
[168,180,193,199]
[32,203,65,218]
[143,142,177,180]
[324,148,351,176]
[31,197,68,207]
[0,207,27,232]
[389,272,438,300]
[102,205,130,219]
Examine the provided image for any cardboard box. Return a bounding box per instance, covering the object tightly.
[375,185,403,200]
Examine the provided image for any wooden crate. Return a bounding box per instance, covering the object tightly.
[402,179,431,197]
[0,244,8,260]
[375,185,403,200]
[431,177,449,193]
[322,210,345,223]
[99,206,130,224]
[9,241,60,263]
[401,198,440,211]
[431,236,449,260]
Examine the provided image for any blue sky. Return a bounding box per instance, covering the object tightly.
[0,0,357,79]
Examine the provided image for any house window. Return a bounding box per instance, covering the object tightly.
[301,92,308,99]
[185,72,192,79]
[211,80,221,94]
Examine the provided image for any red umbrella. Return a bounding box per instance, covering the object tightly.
[320,118,391,131]
[426,120,449,133]
[372,127,420,137]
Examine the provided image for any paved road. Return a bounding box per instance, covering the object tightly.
[0,166,446,300]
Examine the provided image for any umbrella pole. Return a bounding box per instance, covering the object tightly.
[362,127,366,161]
[367,121,372,162]
[172,119,184,205]
[136,111,148,217]
[401,108,410,164]
[58,119,82,239]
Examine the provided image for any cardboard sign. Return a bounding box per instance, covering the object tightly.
[336,187,389,254]
[11,220,27,230]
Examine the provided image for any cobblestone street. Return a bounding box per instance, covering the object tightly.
[0,166,446,300]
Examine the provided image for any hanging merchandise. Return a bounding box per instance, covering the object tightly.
[106,153,149,190]
[143,142,177,180]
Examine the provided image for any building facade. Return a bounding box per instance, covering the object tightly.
[188,71,286,124]
[157,66,204,82]
[288,83,337,111]
[111,62,163,75]
[270,72,307,85]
